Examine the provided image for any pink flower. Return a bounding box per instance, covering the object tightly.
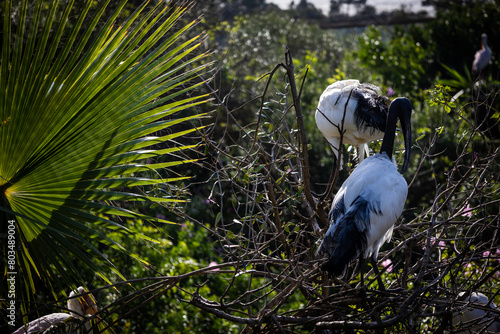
[461,204,473,218]
[387,87,395,97]
[422,237,435,250]
[208,261,219,271]
[495,249,500,263]
[483,251,491,257]
[382,259,393,272]
[422,237,445,250]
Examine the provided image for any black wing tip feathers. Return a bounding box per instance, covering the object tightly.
[318,196,371,277]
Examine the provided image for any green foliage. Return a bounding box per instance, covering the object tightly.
[96,220,240,333]
[427,84,456,113]
[207,10,360,183]
[439,64,473,91]
[212,10,345,99]
[0,0,210,318]
[356,25,428,95]
[428,0,500,76]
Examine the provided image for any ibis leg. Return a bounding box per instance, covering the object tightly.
[370,257,385,291]
[359,254,365,287]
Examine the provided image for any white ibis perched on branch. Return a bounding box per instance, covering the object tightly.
[315,79,391,168]
[452,292,500,333]
[451,33,492,103]
[316,97,412,284]
[472,33,491,78]
[13,287,98,333]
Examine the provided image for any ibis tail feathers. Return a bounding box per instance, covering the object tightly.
[319,196,371,277]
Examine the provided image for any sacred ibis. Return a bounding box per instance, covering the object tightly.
[315,79,391,168]
[472,33,491,78]
[13,287,98,333]
[316,97,412,283]
[452,292,500,334]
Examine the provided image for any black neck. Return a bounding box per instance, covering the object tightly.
[379,105,398,159]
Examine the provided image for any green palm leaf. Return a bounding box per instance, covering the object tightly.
[439,63,472,90]
[0,0,210,318]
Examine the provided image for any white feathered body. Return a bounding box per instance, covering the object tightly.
[472,34,491,76]
[315,80,389,163]
[452,292,500,334]
[13,287,98,334]
[317,153,408,276]
[12,313,72,334]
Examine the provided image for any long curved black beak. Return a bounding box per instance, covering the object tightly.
[380,97,412,173]
[397,98,412,173]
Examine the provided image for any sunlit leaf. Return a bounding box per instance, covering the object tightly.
[0,0,211,317]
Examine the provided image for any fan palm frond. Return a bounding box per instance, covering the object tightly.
[0,0,211,316]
